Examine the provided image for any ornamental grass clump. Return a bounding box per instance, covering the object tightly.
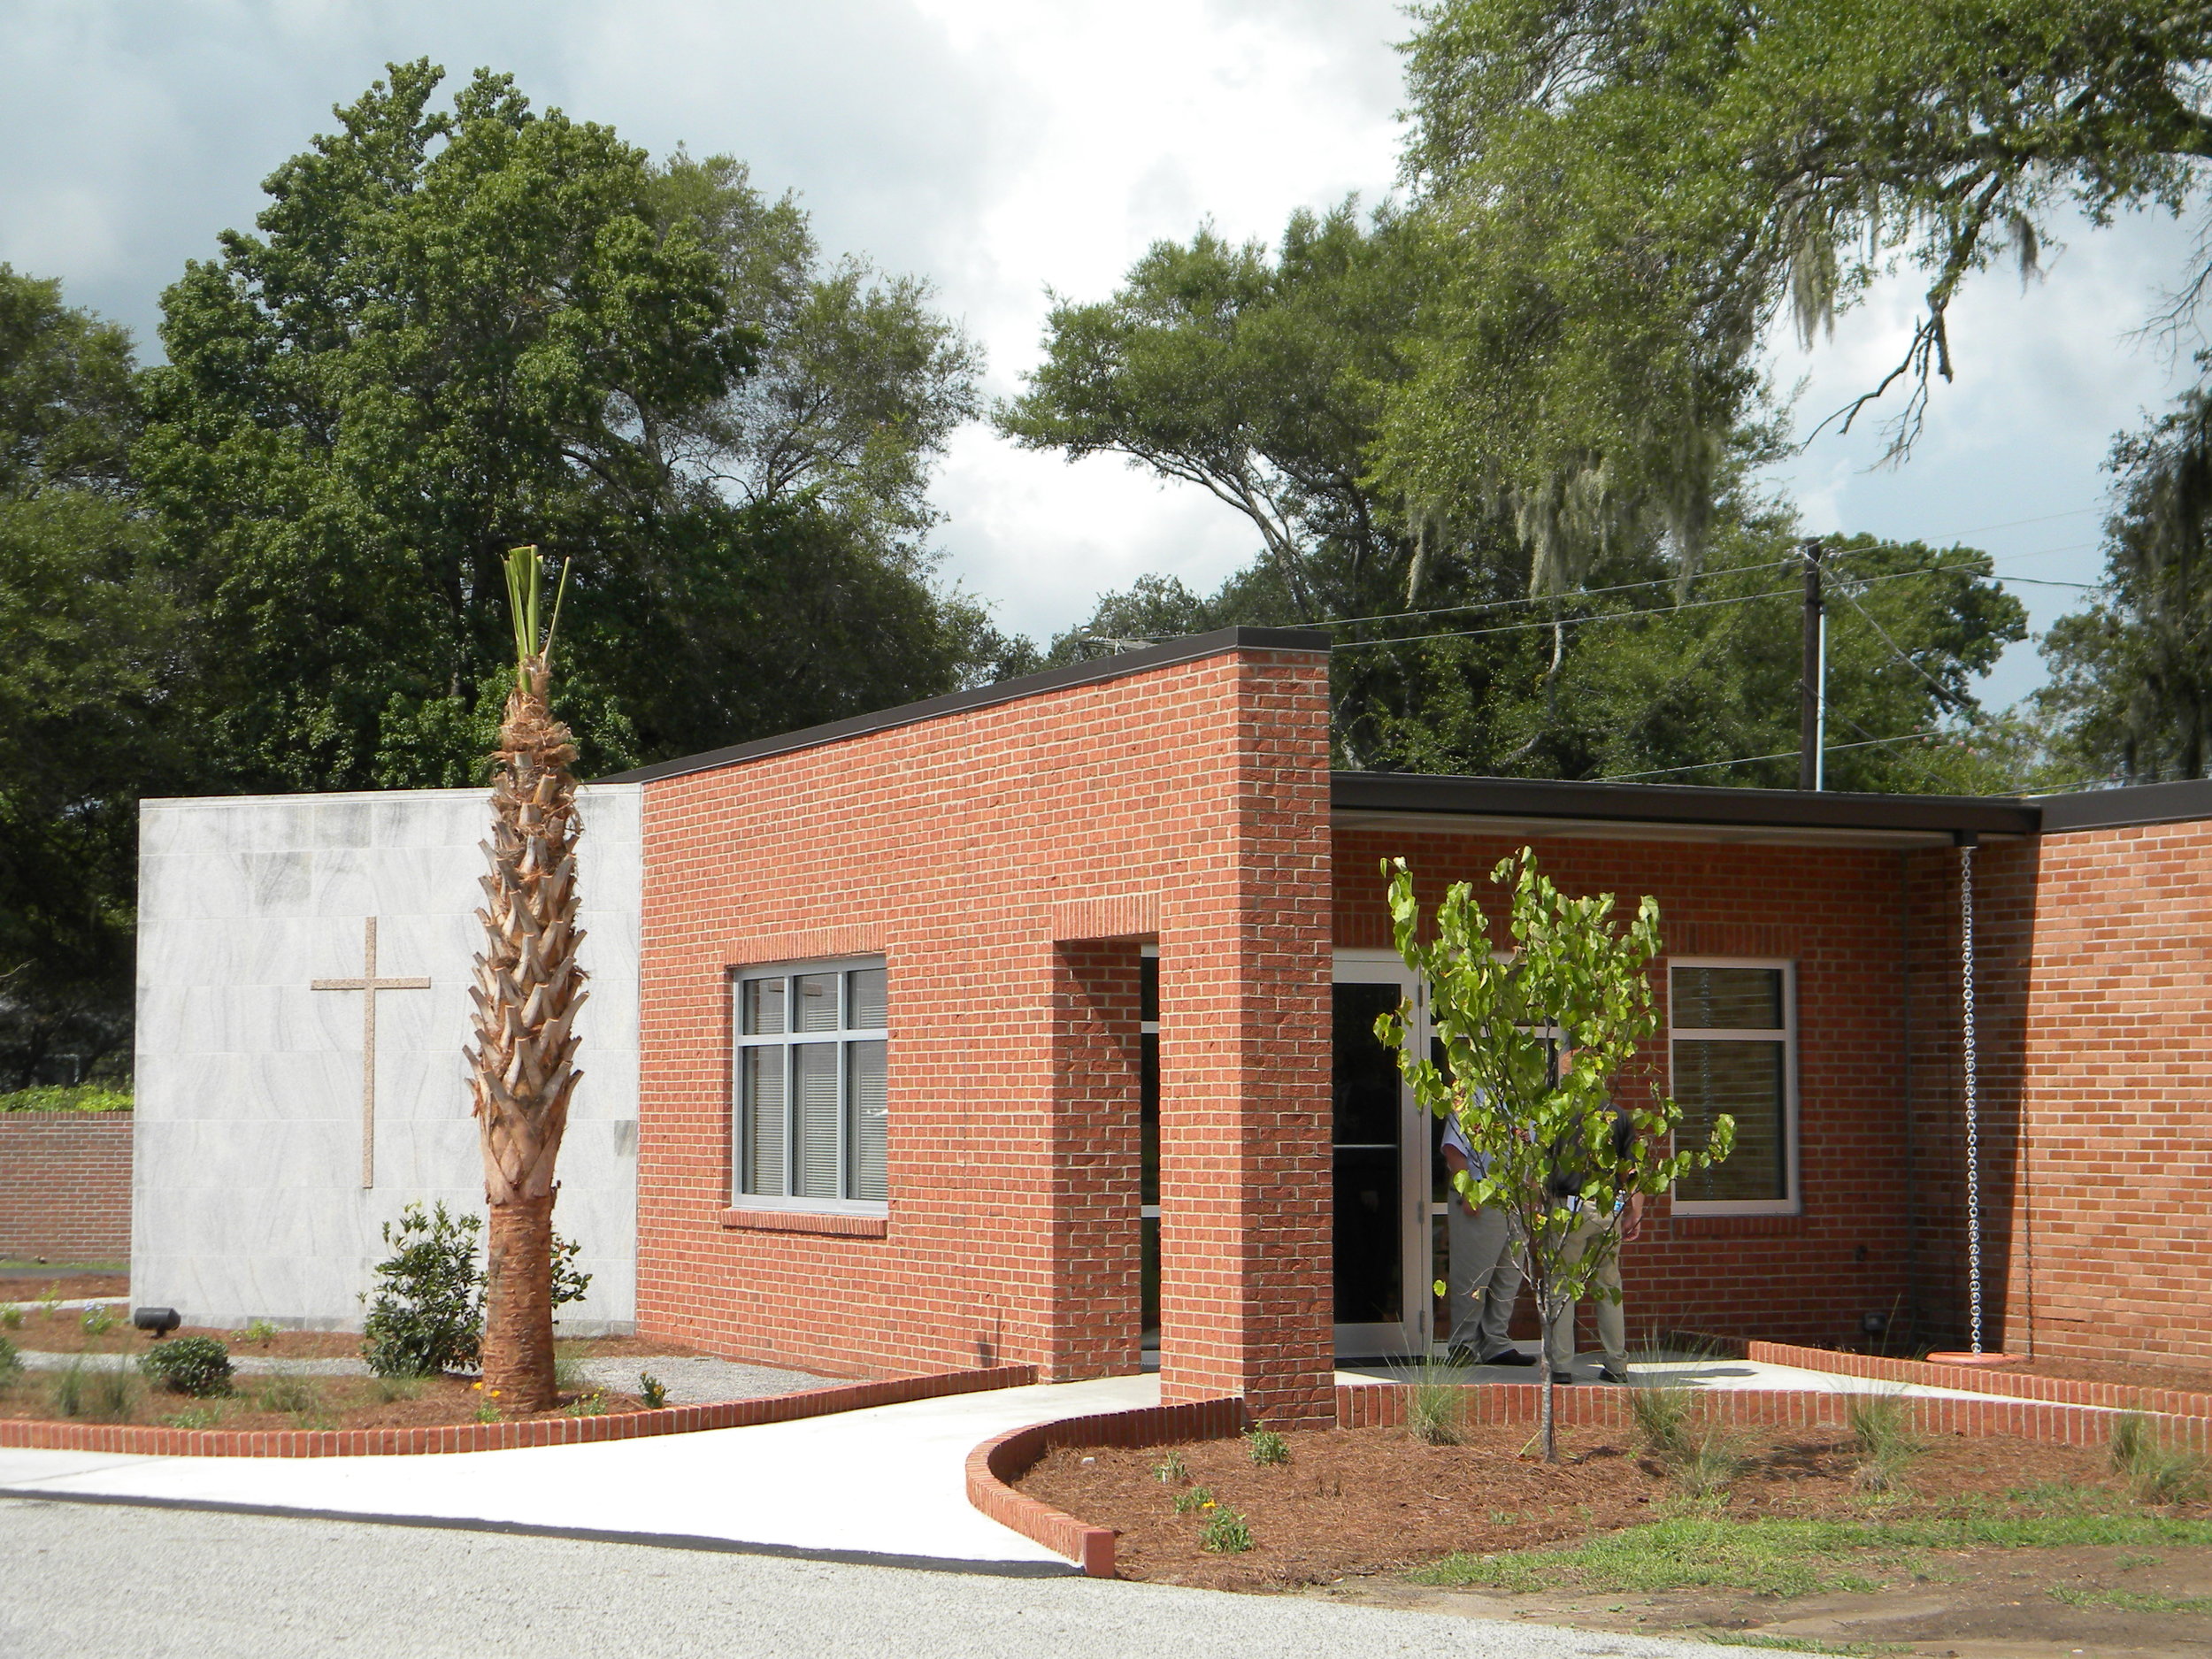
[2110,1411,2208,1505]
[141,1335,233,1398]
[1847,1388,1921,1494]
[0,1334,19,1380]
[1403,1350,1469,1447]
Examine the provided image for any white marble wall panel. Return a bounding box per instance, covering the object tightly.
[133,784,642,1335]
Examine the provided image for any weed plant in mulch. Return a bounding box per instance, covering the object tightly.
[1021,1421,2212,1593]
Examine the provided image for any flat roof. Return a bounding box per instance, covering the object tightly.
[595,626,2210,840]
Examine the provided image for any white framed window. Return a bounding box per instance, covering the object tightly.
[733,956,887,1214]
[1668,959,1799,1216]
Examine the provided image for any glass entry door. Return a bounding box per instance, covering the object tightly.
[1331,953,1429,1360]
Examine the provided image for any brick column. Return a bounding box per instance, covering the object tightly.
[1043,941,1145,1379]
[1156,652,1334,1425]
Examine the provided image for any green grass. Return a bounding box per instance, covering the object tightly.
[1411,1514,2212,1598]
[2047,1584,2212,1615]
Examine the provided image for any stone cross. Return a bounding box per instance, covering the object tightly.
[312,917,432,1189]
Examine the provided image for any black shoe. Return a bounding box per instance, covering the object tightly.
[1480,1348,1538,1367]
[1596,1365,1629,1385]
[1549,1371,1575,1386]
[1445,1342,1480,1369]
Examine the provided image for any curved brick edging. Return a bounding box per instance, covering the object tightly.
[1746,1340,2212,1422]
[966,1397,1249,1578]
[1335,1381,2211,1448]
[0,1363,1037,1459]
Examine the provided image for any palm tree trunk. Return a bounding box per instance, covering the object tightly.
[467,658,587,1414]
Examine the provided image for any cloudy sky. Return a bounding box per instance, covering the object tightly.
[2,0,2200,706]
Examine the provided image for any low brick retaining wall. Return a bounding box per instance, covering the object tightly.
[0,1112,131,1263]
[971,1378,2209,1577]
[967,1396,1249,1578]
[0,1363,1036,1459]
[1746,1340,2212,1422]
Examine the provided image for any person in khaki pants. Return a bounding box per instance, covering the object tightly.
[1544,1103,1641,1386]
[1440,1107,1536,1367]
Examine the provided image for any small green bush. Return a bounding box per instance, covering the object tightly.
[1245,1427,1289,1466]
[1199,1505,1253,1554]
[80,1304,117,1336]
[0,1085,133,1114]
[563,1390,611,1417]
[373,1375,423,1402]
[359,1202,594,1377]
[161,1406,220,1429]
[0,1334,19,1380]
[0,1304,22,1330]
[142,1336,234,1398]
[240,1318,280,1347]
[362,1202,484,1377]
[638,1371,668,1409]
[1153,1451,1189,1484]
[1172,1485,1214,1516]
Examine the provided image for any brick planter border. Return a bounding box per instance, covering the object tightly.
[1745,1340,2212,1422]
[0,1363,1036,1459]
[970,1379,2210,1578]
[966,1397,1250,1578]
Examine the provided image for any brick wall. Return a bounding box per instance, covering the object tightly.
[2007,820,2212,1369]
[1333,831,1919,1352]
[636,644,1336,1423]
[0,1113,132,1263]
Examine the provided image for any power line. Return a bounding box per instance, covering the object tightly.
[1329,557,2001,653]
[1600,727,1946,782]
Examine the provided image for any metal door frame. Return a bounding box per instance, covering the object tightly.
[1331,950,1432,1362]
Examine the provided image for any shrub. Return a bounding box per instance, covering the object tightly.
[161,1406,220,1429]
[1246,1427,1289,1466]
[1199,1506,1253,1554]
[1172,1485,1214,1516]
[0,1334,19,1380]
[80,1304,117,1336]
[359,1202,591,1377]
[0,1085,133,1113]
[0,1305,21,1330]
[373,1375,423,1402]
[638,1371,668,1409]
[361,1202,484,1377]
[142,1336,233,1398]
[564,1390,611,1417]
[240,1318,280,1347]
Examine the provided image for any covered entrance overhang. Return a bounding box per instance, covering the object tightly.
[1325,773,2035,1364]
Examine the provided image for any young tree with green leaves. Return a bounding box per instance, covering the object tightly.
[1375,851,1733,1461]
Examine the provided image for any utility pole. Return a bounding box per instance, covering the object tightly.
[1799,538,1825,791]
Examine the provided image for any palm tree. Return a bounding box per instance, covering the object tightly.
[467,545,587,1412]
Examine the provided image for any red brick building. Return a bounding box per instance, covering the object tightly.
[610,628,2210,1423]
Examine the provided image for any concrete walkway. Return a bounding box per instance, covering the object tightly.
[1342,1345,2004,1400]
[0,1374,1160,1571]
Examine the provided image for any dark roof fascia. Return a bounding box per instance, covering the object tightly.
[1331,772,2041,839]
[596,627,1331,786]
[2032,778,2212,833]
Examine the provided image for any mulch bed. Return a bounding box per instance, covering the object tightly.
[0,1275,128,1303]
[1020,1423,2182,1591]
[4,1316,705,1363]
[0,1366,649,1432]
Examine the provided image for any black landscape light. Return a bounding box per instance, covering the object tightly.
[133,1307,181,1338]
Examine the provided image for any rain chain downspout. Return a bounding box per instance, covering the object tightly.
[1960,838,1982,1354]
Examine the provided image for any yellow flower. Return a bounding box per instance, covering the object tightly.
[471,1380,483,1390]
[1201,1501,1217,1510]
[489,1389,502,1398]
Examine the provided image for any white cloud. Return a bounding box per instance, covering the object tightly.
[2,0,2196,704]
